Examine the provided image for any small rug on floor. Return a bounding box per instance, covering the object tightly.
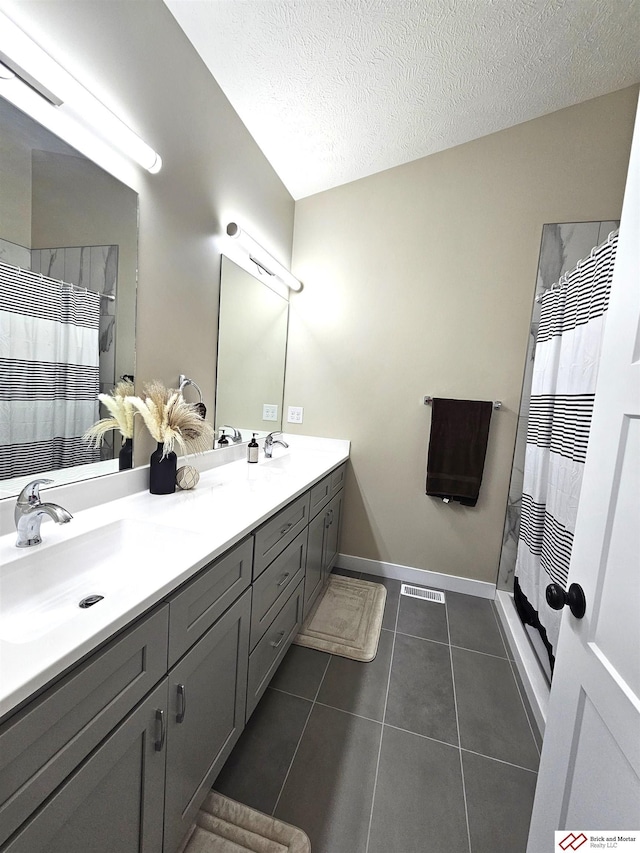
[293,574,386,661]
[179,791,311,853]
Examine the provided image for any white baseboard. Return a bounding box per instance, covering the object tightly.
[494,590,549,734]
[336,553,496,600]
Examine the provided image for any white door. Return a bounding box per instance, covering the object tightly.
[527,97,640,852]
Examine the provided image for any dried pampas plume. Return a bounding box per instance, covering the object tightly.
[83,379,135,447]
[127,381,214,458]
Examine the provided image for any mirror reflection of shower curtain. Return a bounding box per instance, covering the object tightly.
[513,231,618,677]
[0,261,101,480]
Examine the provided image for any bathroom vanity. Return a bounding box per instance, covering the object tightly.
[0,436,348,853]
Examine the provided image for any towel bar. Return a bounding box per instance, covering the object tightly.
[423,396,502,410]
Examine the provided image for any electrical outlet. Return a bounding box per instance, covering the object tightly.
[262,403,278,422]
[287,406,304,424]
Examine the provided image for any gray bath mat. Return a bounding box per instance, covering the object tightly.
[294,574,386,662]
[179,791,310,853]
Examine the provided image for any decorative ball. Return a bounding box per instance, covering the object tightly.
[176,465,200,490]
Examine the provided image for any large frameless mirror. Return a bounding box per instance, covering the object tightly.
[214,256,289,444]
[0,96,138,499]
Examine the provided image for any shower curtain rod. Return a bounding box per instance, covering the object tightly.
[0,259,115,301]
[535,228,619,303]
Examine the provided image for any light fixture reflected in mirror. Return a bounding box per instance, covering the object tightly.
[215,256,289,440]
[226,222,302,293]
[0,10,162,174]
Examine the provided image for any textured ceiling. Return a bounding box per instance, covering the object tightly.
[165,0,640,200]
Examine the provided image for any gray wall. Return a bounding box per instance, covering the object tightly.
[0,0,295,461]
[286,86,638,586]
[0,105,32,248]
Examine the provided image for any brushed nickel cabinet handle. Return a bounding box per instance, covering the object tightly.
[280,522,294,536]
[277,572,291,588]
[154,709,165,752]
[270,630,286,649]
[176,684,187,724]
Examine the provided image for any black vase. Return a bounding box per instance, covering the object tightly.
[118,437,133,471]
[149,442,177,494]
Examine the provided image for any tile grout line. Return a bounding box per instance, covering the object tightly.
[364,580,400,853]
[266,687,540,776]
[268,685,383,728]
[271,655,332,817]
[460,745,539,776]
[395,629,511,661]
[444,600,473,853]
[270,564,359,817]
[489,600,542,758]
[313,699,382,726]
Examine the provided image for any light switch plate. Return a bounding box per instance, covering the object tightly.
[263,404,278,421]
[287,406,304,424]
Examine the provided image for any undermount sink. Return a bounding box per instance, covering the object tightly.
[0,518,184,645]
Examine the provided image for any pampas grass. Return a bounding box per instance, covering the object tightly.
[127,381,214,458]
[83,379,135,447]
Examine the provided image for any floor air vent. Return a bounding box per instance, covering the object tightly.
[400,584,445,604]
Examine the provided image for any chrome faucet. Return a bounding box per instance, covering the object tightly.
[220,425,243,444]
[14,479,73,548]
[264,431,289,458]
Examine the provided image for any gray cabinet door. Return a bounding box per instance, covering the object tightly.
[0,606,169,848]
[2,680,168,853]
[304,509,326,619]
[163,588,251,853]
[323,490,343,577]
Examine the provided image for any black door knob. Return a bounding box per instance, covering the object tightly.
[545,582,587,619]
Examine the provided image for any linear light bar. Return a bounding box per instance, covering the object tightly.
[0,11,162,174]
[226,223,302,292]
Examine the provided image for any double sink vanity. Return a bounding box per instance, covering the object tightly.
[0,434,349,853]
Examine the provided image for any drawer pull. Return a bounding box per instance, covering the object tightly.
[325,512,331,528]
[154,708,165,752]
[277,572,291,588]
[176,684,187,724]
[270,630,286,649]
[279,522,294,536]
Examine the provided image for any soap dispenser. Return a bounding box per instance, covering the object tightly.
[218,429,229,447]
[247,433,259,463]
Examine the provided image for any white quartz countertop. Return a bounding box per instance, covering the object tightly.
[0,434,349,720]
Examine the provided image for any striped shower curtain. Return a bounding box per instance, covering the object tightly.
[514,231,618,674]
[0,261,101,481]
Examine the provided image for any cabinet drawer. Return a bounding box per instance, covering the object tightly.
[168,538,252,666]
[0,606,169,847]
[330,463,346,497]
[253,494,310,579]
[309,474,331,520]
[246,582,304,720]
[309,463,346,521]
[250,529,307,650]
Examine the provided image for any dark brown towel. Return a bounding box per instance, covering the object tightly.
[426,398,493,507]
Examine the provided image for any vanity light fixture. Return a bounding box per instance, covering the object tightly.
[0,10,162,174]
[226,223,302,292]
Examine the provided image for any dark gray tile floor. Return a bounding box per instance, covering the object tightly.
[215,569,541,853]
